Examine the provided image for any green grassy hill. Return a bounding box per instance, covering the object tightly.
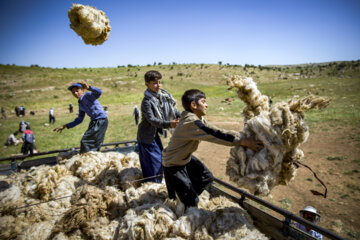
[0,61,359,158]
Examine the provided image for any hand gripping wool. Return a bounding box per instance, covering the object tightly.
[226,76,331,196]
[68,3,111,45]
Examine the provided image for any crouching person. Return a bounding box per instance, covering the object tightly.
[53,81,108,153]
[162,89,264,209]
[21,126,35,155]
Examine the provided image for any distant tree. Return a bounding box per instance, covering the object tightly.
[158,62,162,66]
[172,62,177,65]
[127,64,133,68]
[218,61,222,65]
[153,62,156,66]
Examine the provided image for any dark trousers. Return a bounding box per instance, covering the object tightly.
[135,115,139,125]
[138,134,163,183]
[163,156,214,208]
[49,115,56,124]
[80,118,108,153]
[22,142,34,155]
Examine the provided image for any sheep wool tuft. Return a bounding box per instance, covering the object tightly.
[68,3,111,45]
[0,151,268,239]
[226,75,331,196]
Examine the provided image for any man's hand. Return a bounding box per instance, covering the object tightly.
[170,118,179,128]
[53,125,66,133]
[79,81,90,90]
[240,135,264,152]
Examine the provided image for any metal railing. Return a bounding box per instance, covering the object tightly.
[213,177,345,240]
[0,140,137,162]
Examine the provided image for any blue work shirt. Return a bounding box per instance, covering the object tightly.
[296,223,323,240]
[66,86,107,129]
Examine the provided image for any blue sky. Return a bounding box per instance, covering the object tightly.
[0,0,359,68]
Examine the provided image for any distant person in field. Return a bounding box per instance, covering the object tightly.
[296,206,323,240]
[69,103,73,113]
[21,125,35,155]
[5,131,20,146]
[137,70,181,183]
[19,120,30,133]
[133,105,140,125]
[18,106,26,116]
[1,107,6,118]
[49,107,56,124]
[54,81,108,153]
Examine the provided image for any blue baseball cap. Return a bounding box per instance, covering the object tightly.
[68,83,83,91]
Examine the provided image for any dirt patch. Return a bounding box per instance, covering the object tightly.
[195,121,360,239]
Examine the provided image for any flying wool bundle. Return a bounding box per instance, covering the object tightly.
[226,75,331,196]
[68,3,111,45]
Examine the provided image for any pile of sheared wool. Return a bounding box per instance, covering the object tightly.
[226,76,331,196]
[0,151,268,240]
[68,3,111,45]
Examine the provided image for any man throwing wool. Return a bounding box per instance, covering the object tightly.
[54,81,108,153]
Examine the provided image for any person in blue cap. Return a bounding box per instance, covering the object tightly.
[53,81,108,153]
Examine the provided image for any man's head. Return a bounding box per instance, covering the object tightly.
[68,83,85,99]
[300,206,320,224]
[144,70,162,93]
[182,89,207,117]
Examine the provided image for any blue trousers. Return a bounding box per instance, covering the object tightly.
[138,134,163,183]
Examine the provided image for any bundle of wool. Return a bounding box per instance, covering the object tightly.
[0,215,25,239]
[54,185,109,233]
[22,164,74,201]
[118,203,177,240]
[68,4,111,45]
[81,217,120,240]
[0,183,23,212]
[125,182,167,208]
[0,150,269,239]
[16,221,54,240]
[226,76,331,196]
[65,151,124,182]
[170,207,214,239]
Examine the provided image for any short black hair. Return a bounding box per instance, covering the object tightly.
[144,70,162,83]
[181,89,206,111]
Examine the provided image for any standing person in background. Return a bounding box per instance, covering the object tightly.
[1,107,6,118]
[53,81,108,154]
[19,120,29,133]
[69,103,73,113]
[49,107,56,124]
[296,206,323,240]
[21,125,35,155]
[137,70,181,183]
[133,105,140,125]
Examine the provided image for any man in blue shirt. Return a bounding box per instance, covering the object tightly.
[54,81,108,153]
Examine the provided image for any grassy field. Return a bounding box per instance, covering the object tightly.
[0,61,359,239]
[0,61,359,158]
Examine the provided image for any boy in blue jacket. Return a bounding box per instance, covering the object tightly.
[54,81,108,153]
